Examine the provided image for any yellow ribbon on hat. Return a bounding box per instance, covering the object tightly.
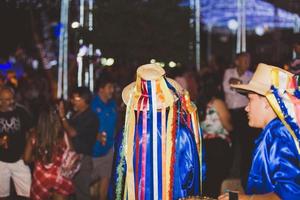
[271,69,279,88]
[266,93,300,154]
[158,77,176,200]
[266,65,300,154]
[183,91,203,195]
[165,106,174,200]
[268,68,300,154]
[123,84,137,200]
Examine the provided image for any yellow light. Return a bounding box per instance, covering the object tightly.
[169,61,176,68]
[106,58,115,66]
[71,21,80,29]
[150,59,156,64]
[100,58,107,65]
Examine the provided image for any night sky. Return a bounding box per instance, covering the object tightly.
[0,4,32,58]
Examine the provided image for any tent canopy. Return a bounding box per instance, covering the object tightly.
[180,0,300,31]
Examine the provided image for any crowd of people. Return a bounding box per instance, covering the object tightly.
[0,40,300,200]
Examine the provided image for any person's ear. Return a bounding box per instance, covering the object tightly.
[263,98,271,110]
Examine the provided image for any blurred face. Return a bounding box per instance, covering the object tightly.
[245,93,269,128]
[236,54,250,72]
[70,93,87,112]
[98,83,114,101]
[0,89,15,112]
[175,76,188,90]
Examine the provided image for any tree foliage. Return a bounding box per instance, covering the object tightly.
[93,0,191,64]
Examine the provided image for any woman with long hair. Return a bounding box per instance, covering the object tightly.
[197,72,233,198]
[25,105,74,200]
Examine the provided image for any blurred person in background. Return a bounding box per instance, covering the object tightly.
[0,74,5,89]
[0,86,33,200]
[26,105,75,200]
[168,67,198,101]
[198,72,233,198]
[58,87,98,200]
[223,52,259,189]
[288,40,300,75]
[168,67,188,91]
[91,76,117,200]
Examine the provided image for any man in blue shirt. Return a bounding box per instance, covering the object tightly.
[219,63,300,200]
[91,77,117,200]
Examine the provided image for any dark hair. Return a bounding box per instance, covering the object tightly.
[235,52,250,59]
[71,86,93,104]
[294,41,300,46]
[168,68,186,79]
[0,73,4,81]
[0,85,15,96]
[34,105,63,164]
[197,72,222,121]
[95,76,114,91]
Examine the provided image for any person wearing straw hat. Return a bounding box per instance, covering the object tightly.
[218,63,300,200]
[110,64,204,200]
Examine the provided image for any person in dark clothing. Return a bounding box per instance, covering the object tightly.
[58,86,98,200]
[223,53,259,188]
[0,86,33,199]
[198,72,233,198]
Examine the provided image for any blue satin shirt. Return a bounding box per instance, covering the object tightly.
[111,112,204,200]
[246,118,300,200]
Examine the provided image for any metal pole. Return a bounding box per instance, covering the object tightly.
[57,0,69,99]
[189,0,195,67]
[241,0,246,52]
[88,0,94,92]
[236,0,241,53]
[195,0,201,72]
[89,44,94,92]
[77,0,85,87]
[77,56,83,86]
[207,24,212,62]
[80,0,85,29]
[63,0,69,100]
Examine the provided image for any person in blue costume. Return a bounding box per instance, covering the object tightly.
[219,63,300,200]
[110,64,205,200]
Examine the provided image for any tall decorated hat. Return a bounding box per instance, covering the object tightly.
[115,64,203,200]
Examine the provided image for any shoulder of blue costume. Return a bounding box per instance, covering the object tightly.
[262,120,300,197]
[264,119,297,145]
[177,123,206,182]
[177,124,198,146]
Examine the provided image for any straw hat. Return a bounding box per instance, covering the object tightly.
[232,63,300,154]
[122,64,183,109]
[231,63,294,95]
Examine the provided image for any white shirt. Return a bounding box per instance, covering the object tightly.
[223,67,253,109]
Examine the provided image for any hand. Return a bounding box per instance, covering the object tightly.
[229,77,242,85]
[57,101,66,118]
[96,132,107,146]
[0,135,8,149]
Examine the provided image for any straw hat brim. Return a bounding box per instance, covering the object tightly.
[231,81,270,96]
[122,78,183,109]
[230,63,294,96]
